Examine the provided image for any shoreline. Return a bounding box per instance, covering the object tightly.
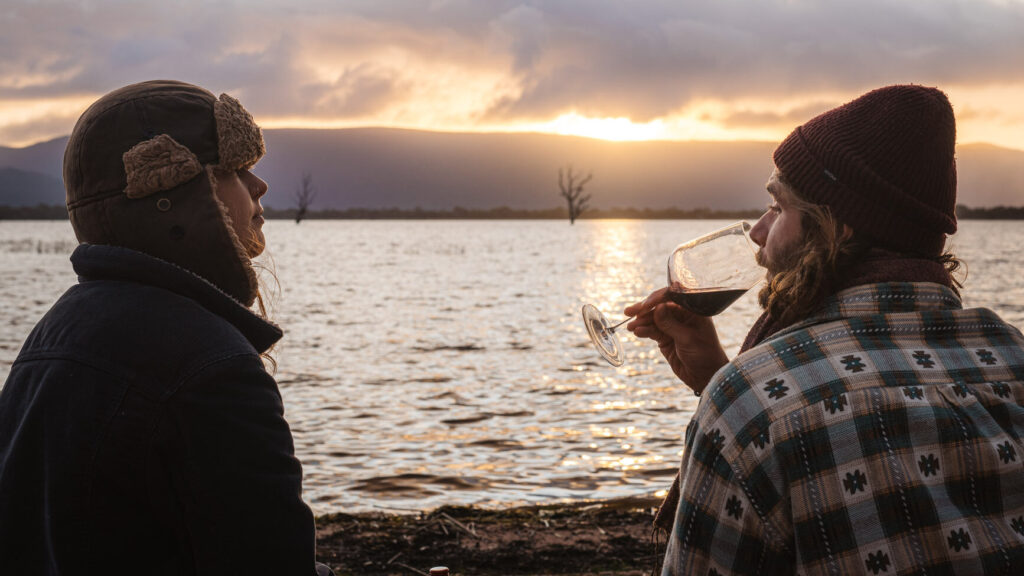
[3,204,1024,220]
[315,494,665,576]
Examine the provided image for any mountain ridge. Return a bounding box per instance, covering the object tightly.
[2,129,1022,209]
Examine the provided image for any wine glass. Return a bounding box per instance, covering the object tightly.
[582,221,763,366]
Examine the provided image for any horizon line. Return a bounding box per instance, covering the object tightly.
[3,204,1022,217]
[2,127,1021,153]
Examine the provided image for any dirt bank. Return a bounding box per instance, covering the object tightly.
[315,495,666,576]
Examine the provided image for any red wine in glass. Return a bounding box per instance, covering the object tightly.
[665,285,749,317]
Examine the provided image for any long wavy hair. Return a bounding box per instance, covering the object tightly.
[758,175,965,327]
[245,227,281,372]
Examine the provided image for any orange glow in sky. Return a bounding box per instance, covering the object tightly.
[4,84,1023,150]
[2,1,1024,150]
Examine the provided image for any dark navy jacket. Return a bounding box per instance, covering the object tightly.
[0,244,318,575]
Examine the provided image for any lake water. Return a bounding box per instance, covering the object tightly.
[1,219,1022,514]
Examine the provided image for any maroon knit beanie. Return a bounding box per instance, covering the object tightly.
[773,85,957,256]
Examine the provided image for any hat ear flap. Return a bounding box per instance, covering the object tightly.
[106,166,258,306]
[123,134,203,199]
[213,93,265,171]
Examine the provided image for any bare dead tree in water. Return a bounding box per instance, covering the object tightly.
[294,173,316,224]
[558,165,592,225]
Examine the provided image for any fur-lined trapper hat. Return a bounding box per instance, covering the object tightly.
[64,80,265,305]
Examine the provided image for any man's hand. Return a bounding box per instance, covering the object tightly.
[624,287,729,395]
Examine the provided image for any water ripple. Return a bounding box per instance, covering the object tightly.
[2,220,1021,514]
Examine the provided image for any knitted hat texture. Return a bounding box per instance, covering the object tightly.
[773,85,957,256]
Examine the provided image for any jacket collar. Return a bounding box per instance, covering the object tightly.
[71,243,282,353]
[771,281,963,342]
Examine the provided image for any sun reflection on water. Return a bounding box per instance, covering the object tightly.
[579,221,650,307]
[590,400,649,411]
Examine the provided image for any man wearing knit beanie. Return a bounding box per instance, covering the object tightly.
[625,85,1024,575]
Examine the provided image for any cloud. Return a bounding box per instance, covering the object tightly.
[489,4,548,73]
[1,0,1023,145]
[306,63,407,116]
[0,109,80,147]
[719,101,840,129]
[957,105,1021,124]
[479,0,1024,121]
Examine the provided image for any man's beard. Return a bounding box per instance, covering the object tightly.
[755,235,809,311]
[756,238,805,279]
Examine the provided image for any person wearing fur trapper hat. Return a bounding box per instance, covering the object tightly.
[65,79,269,306]
[0,81,334,575]
[624,85,1024,574]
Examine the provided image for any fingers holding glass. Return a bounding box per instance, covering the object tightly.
[582,221,762,367]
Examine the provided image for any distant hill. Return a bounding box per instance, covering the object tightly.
[255,129,778,211]
[0,167,65,206]
[950,143,1024,207]
[0,137,68,178]
[1,129,1021,209]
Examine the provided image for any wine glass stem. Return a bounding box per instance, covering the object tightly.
[607,317,630,332]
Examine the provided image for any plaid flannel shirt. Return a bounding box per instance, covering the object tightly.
[663,282,1024,575]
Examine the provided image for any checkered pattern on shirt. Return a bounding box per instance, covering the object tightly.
[662,282,1024,576]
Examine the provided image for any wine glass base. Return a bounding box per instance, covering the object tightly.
[581,304,624,367]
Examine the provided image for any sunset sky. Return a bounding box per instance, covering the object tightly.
[2,0,1023,149]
